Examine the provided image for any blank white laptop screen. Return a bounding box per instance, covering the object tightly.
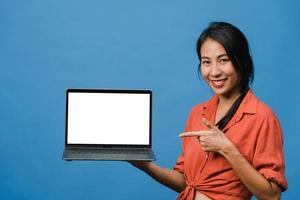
[67,92,150,145]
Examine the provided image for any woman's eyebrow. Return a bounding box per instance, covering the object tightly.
[217,53,228,59]
[201,54,228,60]
[201,56,210,60]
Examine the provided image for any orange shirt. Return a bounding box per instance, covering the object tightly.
[174,90,287,200]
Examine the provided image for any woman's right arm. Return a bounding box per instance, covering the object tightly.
[129,161,186,193]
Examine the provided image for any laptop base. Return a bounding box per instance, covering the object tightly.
[63,147,156,161]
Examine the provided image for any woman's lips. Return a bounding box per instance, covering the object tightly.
[210,78,227,88]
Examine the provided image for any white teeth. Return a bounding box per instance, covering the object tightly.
[212,79,225,86]
[214,80,223,82]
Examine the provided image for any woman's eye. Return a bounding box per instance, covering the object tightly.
[202,60,210,65]
[219,58,229,63]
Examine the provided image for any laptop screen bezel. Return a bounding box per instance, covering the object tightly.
[65,88,152,148]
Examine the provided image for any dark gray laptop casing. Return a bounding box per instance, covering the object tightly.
[63,89,156,161]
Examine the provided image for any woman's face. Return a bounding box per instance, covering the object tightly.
[200,38,241,99]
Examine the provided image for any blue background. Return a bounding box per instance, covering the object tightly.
[1,0,299,199]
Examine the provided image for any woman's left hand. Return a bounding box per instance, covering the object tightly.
[179,118,234,155]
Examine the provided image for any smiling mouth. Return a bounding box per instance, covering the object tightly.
[210,78,227,87]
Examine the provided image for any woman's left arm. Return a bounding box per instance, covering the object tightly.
[220,140,281,200]
[179,118,282,200]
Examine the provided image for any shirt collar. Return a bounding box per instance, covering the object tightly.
[201,94,218,122]
[237,89,257,115]
[200,89,258,128]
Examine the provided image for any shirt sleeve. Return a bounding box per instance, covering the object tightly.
[252,114,288,191]
[173,151,184,173]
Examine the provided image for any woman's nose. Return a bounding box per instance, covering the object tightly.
[210,63,222,77]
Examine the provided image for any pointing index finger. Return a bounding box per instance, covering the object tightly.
[179,132,196,137]
[179,131,207,138]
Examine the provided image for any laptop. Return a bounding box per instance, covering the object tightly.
[63,88,156,161]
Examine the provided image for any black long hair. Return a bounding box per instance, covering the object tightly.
[196,22,254,92]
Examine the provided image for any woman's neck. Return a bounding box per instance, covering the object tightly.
[215,91,241,124]
[218,91,241,108]
[216,90,242,120]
